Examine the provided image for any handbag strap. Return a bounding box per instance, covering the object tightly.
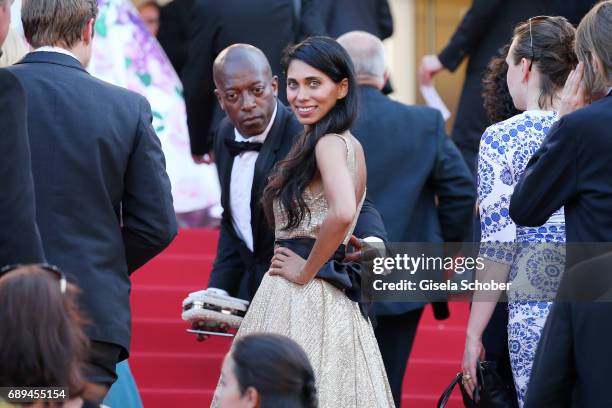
[437,373,462,408]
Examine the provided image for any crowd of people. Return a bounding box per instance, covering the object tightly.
[1,0,612,407]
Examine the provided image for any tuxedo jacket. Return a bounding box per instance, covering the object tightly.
[0,69,45,267]
[352,86,475,315]
[208,101,387,299]
[181,0,325,156]
[7,52,178,357]
[510,92,612,266]
[438,0,598,173]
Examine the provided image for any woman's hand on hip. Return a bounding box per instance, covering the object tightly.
[269,247,309,285]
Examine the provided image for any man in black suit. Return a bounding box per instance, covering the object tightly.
[207,44,387,301]
[181,0,325,162]
[339,31,476,407]
[0,0,45,267]
[319,0,393,40]
[7,0,177,401]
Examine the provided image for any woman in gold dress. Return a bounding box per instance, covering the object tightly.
[214,37,394,408]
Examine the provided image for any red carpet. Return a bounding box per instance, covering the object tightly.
[130,229,467,407]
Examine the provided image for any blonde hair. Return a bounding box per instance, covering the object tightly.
[576,1,612,100]
[21,0,98,49]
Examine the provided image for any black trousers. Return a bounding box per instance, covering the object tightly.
[374,308,424,408]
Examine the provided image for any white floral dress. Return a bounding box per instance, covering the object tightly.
[477,111,566,407]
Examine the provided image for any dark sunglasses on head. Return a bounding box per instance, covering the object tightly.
[0,263,67,294]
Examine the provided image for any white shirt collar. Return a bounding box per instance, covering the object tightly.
[33,46,80,63]
[234,103,278,144]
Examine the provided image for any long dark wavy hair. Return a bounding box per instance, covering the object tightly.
[482,44,522,123]
[262,36,359,229]
[232,333,317,407]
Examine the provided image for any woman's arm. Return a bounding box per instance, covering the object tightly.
[270,135,358,284]
[462,259,510,397]
[462,124,515,396]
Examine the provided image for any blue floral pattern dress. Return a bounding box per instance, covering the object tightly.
[477,111,566,407]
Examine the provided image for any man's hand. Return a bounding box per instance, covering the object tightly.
[419,54,445,86]
[559,61,586,118]
[345,235,364,263]
[345,235,384,263]
[192,152,215,164]
[193,320,229,342]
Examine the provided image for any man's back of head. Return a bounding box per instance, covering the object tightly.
[22,0,98,66]
[337,30,387,89]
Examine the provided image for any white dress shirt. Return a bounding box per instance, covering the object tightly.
[230,105,277,252]
[33,46,80,62]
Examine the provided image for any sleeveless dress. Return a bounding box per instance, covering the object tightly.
[212,133,395,408]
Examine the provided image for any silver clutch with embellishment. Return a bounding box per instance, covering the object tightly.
[181,288,249,329]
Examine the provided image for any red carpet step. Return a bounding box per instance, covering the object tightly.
[129,229,468,407]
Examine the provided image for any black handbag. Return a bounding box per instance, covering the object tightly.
[437,361,518,408]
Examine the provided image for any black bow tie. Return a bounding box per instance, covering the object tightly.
[224,138,264,157]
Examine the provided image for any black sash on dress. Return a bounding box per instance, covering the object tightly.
[275,237,371,319]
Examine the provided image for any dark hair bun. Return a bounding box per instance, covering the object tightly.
[512,16,577,108]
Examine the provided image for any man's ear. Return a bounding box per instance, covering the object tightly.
[271,75,279,97]
[244,386,260,408]
[83,18,95,46]
[591,53,601,75]
[337,78,349,100]
[214,89,225,111]
[383,69,390,85]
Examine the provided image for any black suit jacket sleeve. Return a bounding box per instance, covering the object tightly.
[430,112,476,242]
[510,118,577,227]
[208,220,245,295]
[377,0,394,40]
[438,0,503,72]
[353,195,389,242]
[0,71,45,266]
[297,0,327,39]
[523,302,574,408]
[157,0,192,73]
[121,97,178,273]
[181,0,216,155]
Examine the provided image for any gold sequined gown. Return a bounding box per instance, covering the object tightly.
[211,134,395,408]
